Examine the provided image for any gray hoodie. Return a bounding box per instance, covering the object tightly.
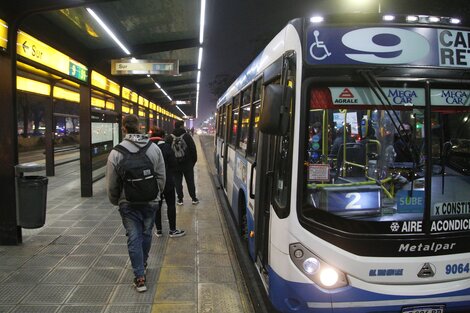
[106,133,166,206]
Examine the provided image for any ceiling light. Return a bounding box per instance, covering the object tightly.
[450,18,461,24]
[198,47,203,70]
[86,8,131,55]
[383,15,395,21]
[176,105,187,116]
[199,0,206,44]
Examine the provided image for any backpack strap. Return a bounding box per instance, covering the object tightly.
[114,141,152,155]
[113,144,130,155]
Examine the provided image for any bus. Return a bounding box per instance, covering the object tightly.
[214,12,470,313]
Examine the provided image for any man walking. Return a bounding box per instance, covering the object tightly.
[150,127,185,238]
[167,120,199,205]
[106,114,165,292]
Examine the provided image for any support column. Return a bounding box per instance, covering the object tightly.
[45,85,55,176]
[0,21,21,245]
[80,84,92,197]
[115,97,122,142]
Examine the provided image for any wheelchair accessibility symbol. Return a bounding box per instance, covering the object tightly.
[309,30,331,61]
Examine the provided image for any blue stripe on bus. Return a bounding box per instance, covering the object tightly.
[268,268,470,313]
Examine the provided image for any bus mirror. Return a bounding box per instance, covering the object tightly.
[260,84,291,135]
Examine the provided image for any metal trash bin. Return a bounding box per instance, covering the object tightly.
[15,163,48,229]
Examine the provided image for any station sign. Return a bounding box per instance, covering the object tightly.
[0,19,7,49]
[172,100,190,105]
[16,31,88,82]
[111,58,179,75]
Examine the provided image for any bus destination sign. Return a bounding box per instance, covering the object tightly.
[306,26,470,69]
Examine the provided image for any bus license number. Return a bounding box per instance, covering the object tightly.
[445,263,470,275]
[402,305,444,313]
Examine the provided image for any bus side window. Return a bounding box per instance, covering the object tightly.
[247,79,262,158]
[239,86,252,152]
[229,95,241,146]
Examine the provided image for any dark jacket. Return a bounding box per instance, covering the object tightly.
[150,136,176,190]
[166,127,197,166]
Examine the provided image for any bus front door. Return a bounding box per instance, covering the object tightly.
[254,132,276,273]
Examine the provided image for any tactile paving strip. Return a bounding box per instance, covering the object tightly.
[104,304,151,313]
[66,285,114,304]
[42,268,87,284]
[58,305,105,313]
[81,269,123,284]
[21,285,75,304]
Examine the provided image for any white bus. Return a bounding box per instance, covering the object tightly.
[215,13,470,313]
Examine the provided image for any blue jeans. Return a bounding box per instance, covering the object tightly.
[119,202,157,277]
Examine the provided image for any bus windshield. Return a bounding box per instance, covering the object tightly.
[302,83,470,234]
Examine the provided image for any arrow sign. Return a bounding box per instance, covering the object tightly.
[22,41,29,53]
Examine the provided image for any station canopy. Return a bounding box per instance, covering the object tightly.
[0,0,201,118]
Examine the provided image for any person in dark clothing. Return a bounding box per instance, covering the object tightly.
[331,126,354,156]
[150,127,185,238]
[167,120,199,205]
[393,123,414,163]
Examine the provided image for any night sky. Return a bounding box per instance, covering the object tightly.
[196,0,470,126]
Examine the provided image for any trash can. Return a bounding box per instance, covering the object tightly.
[15,163,48,229]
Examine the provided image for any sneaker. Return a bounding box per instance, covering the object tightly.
[169,229,186,238]
[154,230,163,237]
[191,198,199,205]
[177,199,184,206]
[133,276,147,292]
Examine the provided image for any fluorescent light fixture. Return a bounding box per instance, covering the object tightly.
[310,16,324,23]
[86,8,131,55]
[429,16,440,23]
[197,71,201,83]
[154,82,161,89]
[450,18,461,24]
[176,105,187,116]
[383,15,395,21]
[199,0,206,43]
[198,47,203,70]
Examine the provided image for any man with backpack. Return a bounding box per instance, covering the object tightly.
[149,127,185,238]
[106,114,165,293]
[167,120,198,205]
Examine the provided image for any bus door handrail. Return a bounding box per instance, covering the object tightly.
[249,161,257,199]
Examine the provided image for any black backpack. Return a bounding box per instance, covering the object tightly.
[170,134,188,163]
[113,141,159,202]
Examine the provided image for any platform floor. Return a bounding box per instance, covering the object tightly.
[0,136,254,313]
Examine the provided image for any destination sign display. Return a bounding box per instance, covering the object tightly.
[17,31,88,82]
[306,26,470,69]
[111,58,179,75]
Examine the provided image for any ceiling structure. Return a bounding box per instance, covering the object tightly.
[0,0,203,119]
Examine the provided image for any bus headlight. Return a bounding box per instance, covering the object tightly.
[302,257,320,274]
[290,243,348,289]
